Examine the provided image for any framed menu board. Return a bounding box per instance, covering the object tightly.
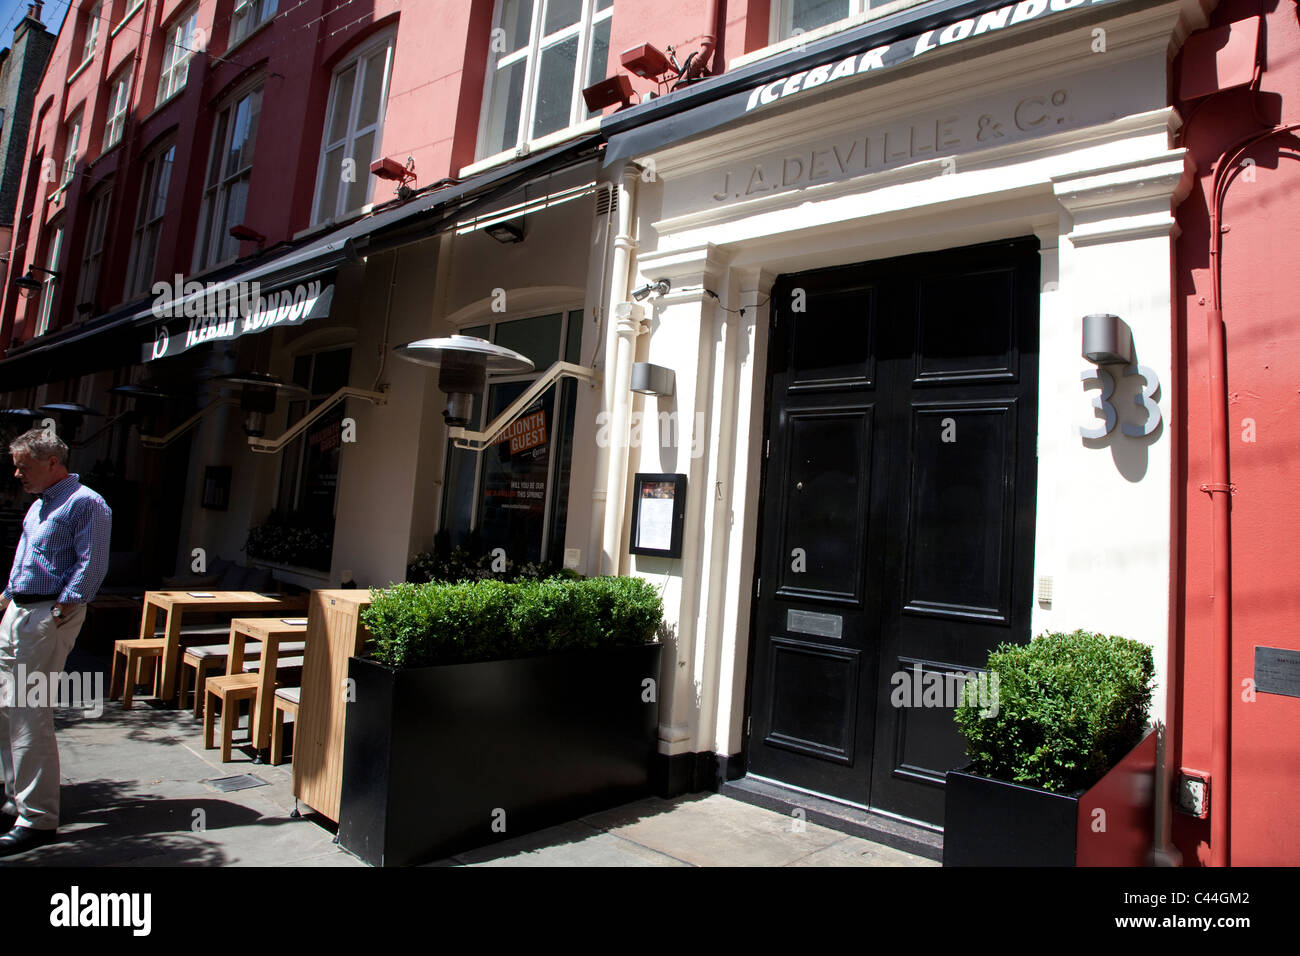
[629,473,686,559]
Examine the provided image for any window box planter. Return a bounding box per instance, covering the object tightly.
[337,641,662,867]
[943,726,1156,866]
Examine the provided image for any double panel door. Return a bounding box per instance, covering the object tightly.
[747,238,1039,825]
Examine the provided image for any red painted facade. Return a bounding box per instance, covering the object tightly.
[1,0,1297,866]
[1173,0,1300,866]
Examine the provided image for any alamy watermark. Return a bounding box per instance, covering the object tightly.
[890,662,1000,717]
[0,665,104,718]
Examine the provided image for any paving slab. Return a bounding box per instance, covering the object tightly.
[444,820,689,867]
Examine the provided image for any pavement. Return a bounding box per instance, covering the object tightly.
[1,647,936,868]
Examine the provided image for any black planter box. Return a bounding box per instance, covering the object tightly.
[338,642,662,867]
[943,728,1156,866]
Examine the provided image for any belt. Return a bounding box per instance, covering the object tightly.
[9,593,59,606]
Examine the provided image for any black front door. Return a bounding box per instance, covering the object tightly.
[746,238,1039,826]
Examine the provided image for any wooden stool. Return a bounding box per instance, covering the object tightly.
[271,687,300,765]
[109,638,167,710]
[203,674,261,762]
[180,644,262,717]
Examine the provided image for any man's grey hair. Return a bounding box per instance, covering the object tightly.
[9,428,68,465]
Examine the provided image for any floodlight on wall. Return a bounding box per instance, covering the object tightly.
[582,74,635,112]
[485,219,525,244]
[394,334,601,450]
[631,278,670,301]
[1081,313,1133,365]
[621,43,673,80]
[630,363,675,397]
[229,224,266,245]
[371,156,418,200]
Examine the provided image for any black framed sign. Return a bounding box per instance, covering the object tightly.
[629,473,686,559]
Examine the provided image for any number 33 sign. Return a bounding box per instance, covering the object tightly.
[1081,365,1161,439]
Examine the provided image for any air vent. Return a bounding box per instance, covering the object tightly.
[595,187,618,217]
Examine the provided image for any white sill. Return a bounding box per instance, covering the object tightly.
[460,116,601,179]
[67,57,95,84]
[111,1,145,38]
[730,0,925,70]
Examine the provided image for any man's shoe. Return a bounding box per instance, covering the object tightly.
[0,826,57,857]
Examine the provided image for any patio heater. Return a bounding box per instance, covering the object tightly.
[393,334,600,450]
[36,403,104,442]
[211,372,309,438]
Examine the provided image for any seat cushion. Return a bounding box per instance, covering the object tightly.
[243,656,305,672]
[183,643,263,661]
[275,687,301,705]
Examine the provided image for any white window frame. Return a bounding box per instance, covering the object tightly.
[35,224,64,336]
[310,29,396,225]
[770,0,929,45]
[194,80,264,271]
[156,5,199,107]
[81,2,102,65]
[230,0,278,48]
[476,0,613,161]
[77,187,112,307]
[61,113,81,186]
[125,141,175,297]
[104,69,131,150]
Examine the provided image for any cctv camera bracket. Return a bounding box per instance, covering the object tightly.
[449,362,601,451]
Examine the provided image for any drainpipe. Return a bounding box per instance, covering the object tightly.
[684,0,721,80]
[588,164,640,576]
[1201,120,1298,868]
[600,301,648,575]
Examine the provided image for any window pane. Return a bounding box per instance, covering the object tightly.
[317,144,345,220]
[543,0,581,34]
[789,0,851,33]
[531,35,577,139]
[207,110,229,182]
[476,381,555,564]
[564,309,582,363]
[328,64,356,143]
[494,313,561,369]
[486,58,526,154]
[585,17,611,112]
[498,0,534,54]
[311,348,352,394]
[344,130,374,211]
[219,177,249,257]
[357,48,388,129]
[153,147,175,218]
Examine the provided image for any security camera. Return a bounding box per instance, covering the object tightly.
[631,278,670,301]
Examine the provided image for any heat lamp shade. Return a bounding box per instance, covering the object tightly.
[392,335,534,374]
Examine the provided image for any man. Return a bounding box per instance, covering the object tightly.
[0,428,111,857]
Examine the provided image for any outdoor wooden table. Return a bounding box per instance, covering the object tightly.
[224,616,310,753]
[136,590,307,705]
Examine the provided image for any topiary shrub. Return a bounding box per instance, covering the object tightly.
[953,629,1155,794]
[361,576,663,668]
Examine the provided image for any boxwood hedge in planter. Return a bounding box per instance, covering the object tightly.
[338,576,663,867]
[944,630,1157,866]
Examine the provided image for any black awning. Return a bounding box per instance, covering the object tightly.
[0,133,605,384]
[602,0,1129,164]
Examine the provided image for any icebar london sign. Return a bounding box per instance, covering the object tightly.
[743,0,1120,116]
[144,273,337,362]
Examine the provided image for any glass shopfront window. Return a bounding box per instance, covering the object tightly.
[440,309,582,566]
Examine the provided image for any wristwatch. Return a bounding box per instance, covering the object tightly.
[51,605,62,619]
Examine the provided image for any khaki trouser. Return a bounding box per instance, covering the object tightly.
[0,600,87,830]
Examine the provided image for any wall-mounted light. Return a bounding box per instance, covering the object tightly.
[14,265,57,299]
[1082,313,1133,365]
[485,219,525,244]
[631,278,670,301]
[630,362,675,397]
[621,43,672,80]
[229,224,266,246]
[371,156,418,200]
[582,74,635,112]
